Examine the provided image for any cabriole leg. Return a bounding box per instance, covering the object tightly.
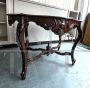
[71,24,82,65]
[17,20,29,80]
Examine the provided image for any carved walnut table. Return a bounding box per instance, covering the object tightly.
[7,14,82,80]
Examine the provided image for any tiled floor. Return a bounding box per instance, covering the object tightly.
[0,42,90,88]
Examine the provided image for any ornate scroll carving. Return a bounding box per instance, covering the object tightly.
[8,14,82,80]
[30,17,79,36]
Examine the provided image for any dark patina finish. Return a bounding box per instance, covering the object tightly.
[8,14,82,80]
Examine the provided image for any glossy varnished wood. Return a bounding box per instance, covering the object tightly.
[8,14,82,80]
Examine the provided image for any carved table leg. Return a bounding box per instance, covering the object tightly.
[17,19,29,80]
[58,35,61,50]
[46,43,51,56]
[71,24,82,65]
[25,25,30,62]
[25,25,29,47]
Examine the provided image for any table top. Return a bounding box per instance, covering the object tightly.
[7,13,82,22]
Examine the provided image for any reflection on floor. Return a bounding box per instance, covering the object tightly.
[0,42,90,88]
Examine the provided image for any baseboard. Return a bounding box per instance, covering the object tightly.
[29,40,75,45]
[0,44,18,49]
[0,40,75,49]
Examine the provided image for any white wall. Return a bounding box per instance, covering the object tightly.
[22,0,75,10]
[79,0,89,30]
[6,0,14,13]
[81,0,89,21]
[87,0,90,13]
[14,0,68,17]
[6,0,16,43]
[28,22,59,42]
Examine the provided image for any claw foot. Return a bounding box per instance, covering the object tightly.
[21,72,26,80]
[72,59,76,65]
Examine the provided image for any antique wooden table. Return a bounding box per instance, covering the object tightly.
[8,14,82,80]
